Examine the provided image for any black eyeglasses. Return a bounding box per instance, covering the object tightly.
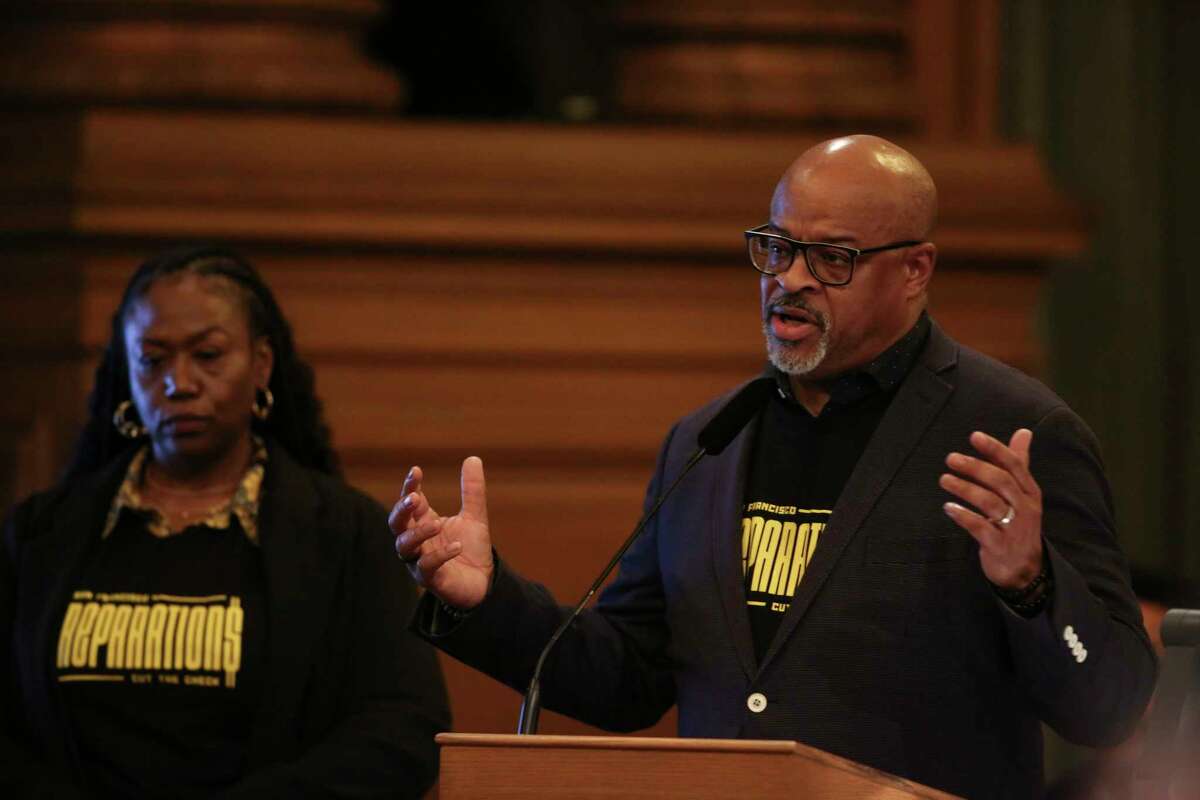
[744,224,921,286]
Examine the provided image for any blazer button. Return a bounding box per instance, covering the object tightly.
[747,692,767,713]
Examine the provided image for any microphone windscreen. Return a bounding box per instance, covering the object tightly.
[1162,608,1200,646]
[696,378,775,455]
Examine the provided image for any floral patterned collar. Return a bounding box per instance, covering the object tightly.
[101,437,268,544]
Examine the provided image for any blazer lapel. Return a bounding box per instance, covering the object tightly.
[17,457,130,763]
[756,326,958,673]
[246,447,338,765]
[710,406,765,681]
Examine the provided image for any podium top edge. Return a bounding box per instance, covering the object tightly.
[435,732,799,755]
[435,733,962,799]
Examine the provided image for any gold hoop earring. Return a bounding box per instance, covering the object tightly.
[252,387,274,421]
[112,400,147,438]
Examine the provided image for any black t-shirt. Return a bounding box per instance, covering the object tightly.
[55,511,266,800]
[742,315,930,659]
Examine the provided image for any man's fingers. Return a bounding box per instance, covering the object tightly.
[939,473,1011,522]
[460,456,489,522]
[968,431,1022,470]
[1009,429,1033,468]
[419,540,464,576]
[1008,431,1036,489]
[388,466,427,534]
[394,517,444,560]
[944,452,1018,505]
[387,490,431,534]
[942,501,1001,551]
[969,430,1039,496]
[387,499,410,534]
[401,466,423,498]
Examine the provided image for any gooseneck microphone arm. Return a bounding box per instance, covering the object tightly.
[516,446,707,734]
[516,378,775,735]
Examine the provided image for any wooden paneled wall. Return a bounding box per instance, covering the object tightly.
[609,0,1000,138]
[0,1,1083,742]
[0,0,401,111]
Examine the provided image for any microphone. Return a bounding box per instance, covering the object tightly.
[517,377,774,734]
[1162,608,1200,647]
[698,377,777,455]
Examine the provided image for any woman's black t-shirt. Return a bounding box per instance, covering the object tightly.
[55,511,266,800]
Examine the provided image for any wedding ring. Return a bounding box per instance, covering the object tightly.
[993,506,1016,527]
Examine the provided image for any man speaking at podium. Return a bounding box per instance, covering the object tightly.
[390,135,1155,798]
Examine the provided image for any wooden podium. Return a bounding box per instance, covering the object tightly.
[437,733,961,799]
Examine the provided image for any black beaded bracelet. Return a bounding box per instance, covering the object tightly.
[437,598,472,622]
[1004,576,1053,615]
[994,556,1053,616]
[995,567,1050,604]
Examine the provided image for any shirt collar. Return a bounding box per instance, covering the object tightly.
[101,437,269,545]
[771,311,931,411]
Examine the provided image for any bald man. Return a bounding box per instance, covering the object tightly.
[392,136,1155,798]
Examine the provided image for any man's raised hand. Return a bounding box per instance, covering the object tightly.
[389,456,495,610]
[940,429,1045,591]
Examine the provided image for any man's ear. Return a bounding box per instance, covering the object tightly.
[904,242,937,300]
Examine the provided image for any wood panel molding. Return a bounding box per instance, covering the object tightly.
[909,0,1001,140]
[0,109,1085,263]
[0,0,400,111]
[614,3,908,37]
[609,0,999,138]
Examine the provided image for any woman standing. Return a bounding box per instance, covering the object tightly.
[2,245,449,798]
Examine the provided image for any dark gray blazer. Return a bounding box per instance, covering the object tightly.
[421,322,1156,799]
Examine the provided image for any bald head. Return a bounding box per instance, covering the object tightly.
[772,135,938,241]
[760,135,940,393]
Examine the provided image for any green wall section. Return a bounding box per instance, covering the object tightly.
[1004,0,1199,782]
[1163,0,1200,581]
[1004,0,1198,582]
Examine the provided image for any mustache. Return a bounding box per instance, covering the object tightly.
[765,294,829,331]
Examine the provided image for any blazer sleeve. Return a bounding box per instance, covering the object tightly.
[217,491,451,800]
[1,497,90,799]
[414,425,681,733]
[999,405,1157,747]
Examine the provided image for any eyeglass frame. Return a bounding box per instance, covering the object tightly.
[743,224,923,286]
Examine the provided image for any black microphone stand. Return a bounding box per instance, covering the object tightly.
[515,376,773,734]
[516,447,706,734]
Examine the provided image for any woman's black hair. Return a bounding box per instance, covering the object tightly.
[64,244,340,479]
